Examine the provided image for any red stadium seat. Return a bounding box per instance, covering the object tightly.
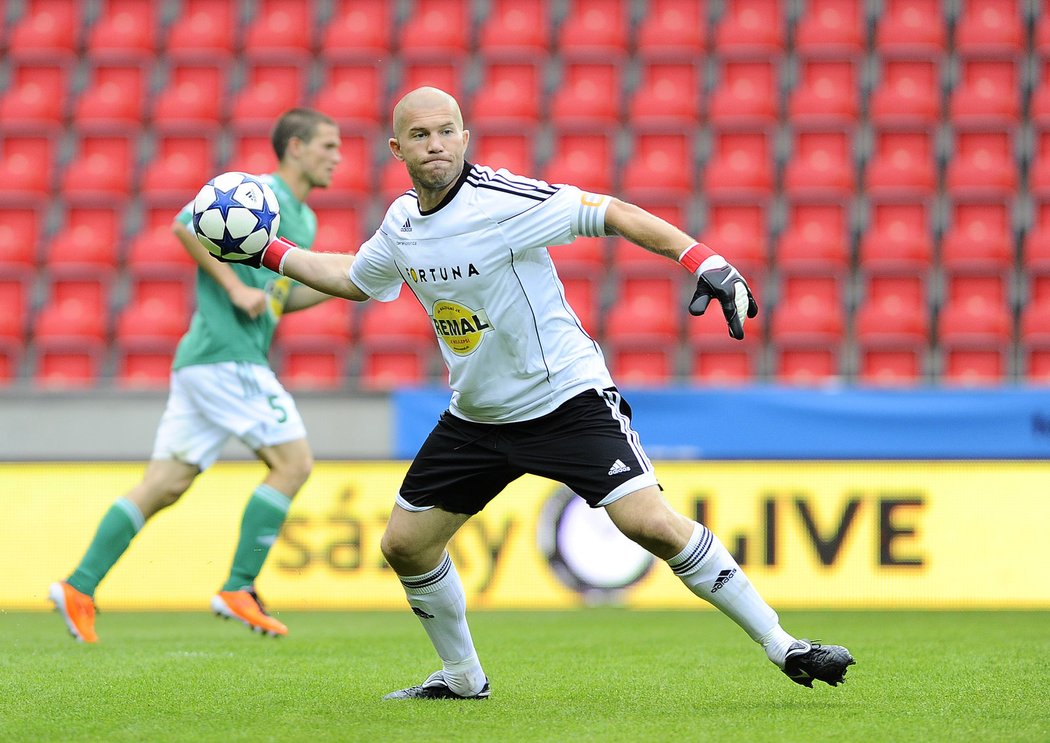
[940,199,1014,277]
[229,62,307,130]
[320,0,391,61]
[868,56,942,126]
[396,59,466,103]
[115,344,176,389]
[953,0,1024,56]
[33,344,106,389]
[858,198,935,274]
[794,0,865,55]
[557,274,603,333]
[874,0,946,54]
[776,200,850,273]
[71,62,148,132]
[7,0,81,61]
[548,61,623,129]
[33,278,110,345]
[606,345,678,385]
[274,299,354,346]
[141,133,216,203]
[242,0,313,59]
[865,127,938,197]
[635,0,706,60]
[398,0,471,59]
[359,293,434,345]
[699,199,770,284]
[1019,300,1050,381]
[708,58,780,128]
[310,130,375,203]
[84,0,157,61]
[125,206,197,275]
[273,302,353,390]
[787,56,860,126]
[686,309,763,383]
[472,133,536,175]
[0,207,43,274]
[542,130,616,193]
[556,0,630,58]
[714,0,786,55]
[227,134,276,176]
[854,295,929,385]
[782,128,855,198]
[477,0,549,57]
[770,296,845,384]
[938,295,1012,384]
[151,62,227,130]
[164,0,239,60]
[1037,0,1050,58]
[0,60,70,130]
[621,131,695,199]
[949,57,1021,126]
[470,60,544,127]
[126,274,195,317]
[550,236,609,277]
[360,348,434,389]
[44,206,122,275]
[944,129,1017,198]
[278,345,348,390]
[311,207,363,253]
[627,61,703,126]
[0,134,55,198]
[311,62,385,130]
[704,130,775,197]
[60,134,136,200]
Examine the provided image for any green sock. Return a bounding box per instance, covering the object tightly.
[222,484,291,592]
[68,498,145,597]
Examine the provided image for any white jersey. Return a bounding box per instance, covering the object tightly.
[349,164,614,423]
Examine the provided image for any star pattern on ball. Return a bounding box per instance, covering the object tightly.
[205,185,239,220]
[249,198,279,237]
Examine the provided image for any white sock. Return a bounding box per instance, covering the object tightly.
[399,553,486,695]
[668,522,797,665]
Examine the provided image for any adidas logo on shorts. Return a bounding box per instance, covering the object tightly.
[608,459,631,476]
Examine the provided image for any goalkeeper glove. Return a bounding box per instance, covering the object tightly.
[679,243,759,340]
[214,236,300,274]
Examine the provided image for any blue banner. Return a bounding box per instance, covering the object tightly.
[393,386,1050,460]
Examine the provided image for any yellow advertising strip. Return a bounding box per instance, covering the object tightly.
[6,461,1049,610]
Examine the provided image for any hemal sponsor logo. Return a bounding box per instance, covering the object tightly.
[431,300,493,356]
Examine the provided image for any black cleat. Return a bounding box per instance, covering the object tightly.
[781,640,855,688]
[383,670,491,700]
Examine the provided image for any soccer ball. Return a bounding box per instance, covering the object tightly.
[192,171,280,261]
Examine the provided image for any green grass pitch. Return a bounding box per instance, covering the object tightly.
[1,609,1046,742]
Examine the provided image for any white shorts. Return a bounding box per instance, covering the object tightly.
[151,361,307,470]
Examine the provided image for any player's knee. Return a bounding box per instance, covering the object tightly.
[618,511,681,556]
[380,530,427,572]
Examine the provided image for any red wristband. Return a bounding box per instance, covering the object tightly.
[261,236,298,274]
[678,242,717,273]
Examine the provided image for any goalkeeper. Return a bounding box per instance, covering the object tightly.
[221,87,856,696]
[49,109,342,643]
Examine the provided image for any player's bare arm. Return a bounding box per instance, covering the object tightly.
[277,244,370,303]
[602,197,695,261]
[173,219,268,318]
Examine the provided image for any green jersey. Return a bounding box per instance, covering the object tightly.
[172,173,317,370]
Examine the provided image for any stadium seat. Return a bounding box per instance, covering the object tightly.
[274,298,354,346]
[228,62,307,130]
[310,130,374,203]
[0,60,70,130]
[1023,199,1050,304]
[472,133,536,175]
[865,127,938,197]
[1028,128,1050,197]
[556,274,602,333]
[1036,0,1050,58]
[937,295,1013,384]
[33,344,106,389]
[782,128,855,198]
[787,56,860,126]
[556,0,630,58]
[311,62,385,129]
[548,60,623,128]
[358,293,434,346]
[44,206,122,276]
[794,0,865,55]
[854,293,929,385]
[858,198,935,275]
[1019,300,1050,381]
[71,62,148,132]
[714,0,786,55]
[33,277,110,346]
[242,0,313,60]
[550,235,609,277]
[708,58,780,128]
[776,200,851,274]
[140,133,216,203]
[542,130,616,193]
[0,277,31,346]
[476,0,549,57]
[114,295,187,347]
[0,207,43,275]
[7,0,81,62]
[603,286,681,344]
[273,302,353,390]
[359,348,433,390]
[398,0,471,59]
[164,0,239,59]
[114,344,176,389]
[0,133,55,198]
[699,199,770,281]
[686,310,763,383]
[606,345,678,385]
[151,61,228,130]
[126,274,196,318]
[470,60,544,127]
[626,60,703,126]
[940,199,1014,279]
[704,130,775,197]
[949,57,1021,126]
[320,0,391,61]
[634,0,706,59]
[770,296,846,384]
[377,157,415,202]
[396,59,466,103]
[874,0,946,54]
[125,206,197,275]
[278,345,348,390]
[60,134,136,200]
[953,0,1024,56]
[83,0,157,61]
[621,131,695,199]
[868,56,942,126]
[311,207,363,253]
[944,129,1017,198]
[227,134,278,176]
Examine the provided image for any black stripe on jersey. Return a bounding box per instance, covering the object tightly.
[466,168,557,201]
[470,165,558,195]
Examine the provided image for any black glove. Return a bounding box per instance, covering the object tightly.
[688,261,759,340]
[212,236,297,272]
[211,246,264,268]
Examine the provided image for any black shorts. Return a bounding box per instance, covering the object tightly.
[399,388,660,515]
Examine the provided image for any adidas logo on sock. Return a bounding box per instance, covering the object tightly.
[412,606,435,619]
[400,218,412,232]
[608,459,631,476]
[711,568,737,593]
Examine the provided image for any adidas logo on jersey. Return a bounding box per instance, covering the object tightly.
[608,459,631,476]
[400,218,412,232]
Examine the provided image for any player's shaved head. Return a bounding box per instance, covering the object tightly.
[392,87,464,137]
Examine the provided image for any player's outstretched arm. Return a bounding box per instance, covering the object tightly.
[603,198,758,340]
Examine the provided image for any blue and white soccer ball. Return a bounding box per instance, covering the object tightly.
[192,171,280,261]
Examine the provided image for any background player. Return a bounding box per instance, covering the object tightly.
[49,108,343,643]
[218,88,855,696]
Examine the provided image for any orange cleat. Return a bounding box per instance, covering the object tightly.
[210,589,288,637]
[48,581,99,643]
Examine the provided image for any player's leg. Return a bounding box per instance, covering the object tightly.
[381,413,511,700]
